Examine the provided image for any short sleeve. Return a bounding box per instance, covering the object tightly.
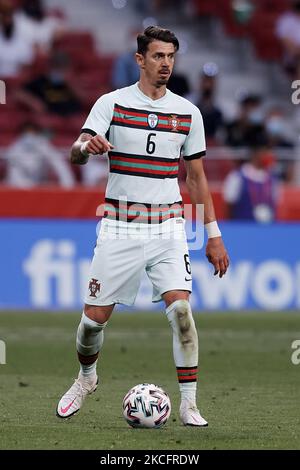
[182,106,206,161]
[81,92,115,137]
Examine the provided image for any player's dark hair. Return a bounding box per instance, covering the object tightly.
[137,26,179,56]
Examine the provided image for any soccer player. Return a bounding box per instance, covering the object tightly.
[56,26,229,426]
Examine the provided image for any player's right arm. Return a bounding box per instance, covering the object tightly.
[70,133,114,165]
[71,91,115,164]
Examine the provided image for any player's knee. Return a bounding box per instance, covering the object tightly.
[167,300,197,348]
[84,304,112,325]
[77,312,107,357]
[164,291,190,307]
[80,311,108,333]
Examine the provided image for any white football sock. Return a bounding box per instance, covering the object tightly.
[180,383,197,404]
[76,312,107,378]
[166,300,198,405]
[79,361,98,379]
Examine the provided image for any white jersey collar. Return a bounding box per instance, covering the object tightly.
[133,82,169,107]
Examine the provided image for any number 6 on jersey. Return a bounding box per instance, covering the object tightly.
[146,133,156,154]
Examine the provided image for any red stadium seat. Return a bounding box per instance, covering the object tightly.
[0,158,7,181]
[80,87,111,110]
[29,56,49,78]
[277,187,300,220]
[249,12,283,61]
[75,70,111,88]
[51,134,75,147]
[37,114,66,132]
[218,0,251,38]
[3,70,32,92]
[252,0,290,13]
[253,32,282,61]
[0,111,27,132]
[193,0,219,16]
[55,32,95,51]
[203,158,236,183]
[71,53,115,79]
[0,132,18,146]
[37,115,88,138]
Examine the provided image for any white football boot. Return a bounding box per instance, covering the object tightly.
[56,374,98,418]
[180,400,208,427]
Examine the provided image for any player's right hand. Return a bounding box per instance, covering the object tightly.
[85,135,114,155]
[206,237,230,278]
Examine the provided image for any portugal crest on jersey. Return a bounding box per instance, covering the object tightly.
[169,115,181,132]
[148,113,158,129]
[89,278,101,297]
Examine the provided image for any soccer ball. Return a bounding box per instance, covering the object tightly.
[122,383,171,429]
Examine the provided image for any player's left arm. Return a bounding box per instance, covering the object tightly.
[185,158,230,278]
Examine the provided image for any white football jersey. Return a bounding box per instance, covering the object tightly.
[82,82,206,224]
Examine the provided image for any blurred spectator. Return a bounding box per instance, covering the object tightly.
[15,0,65,55]
[5,121,75,188]
[265,108,291,146]
[231,0,254,25]
[225,94,266,147]
[111,30,139,89]
[188,63,223,141]
[167,69,190,98]
[223,144,278,223]
[276,0,300,78]
[0,0,34,78]
[265,107,294,182]
[16,50,82,116]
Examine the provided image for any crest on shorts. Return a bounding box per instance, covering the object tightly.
[148,113,158,129]
[89,278,101,298]
[169,115,181,132]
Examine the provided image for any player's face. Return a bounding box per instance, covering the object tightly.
[136,40,176,87]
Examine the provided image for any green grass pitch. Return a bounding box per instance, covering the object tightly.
[0,311,300,450]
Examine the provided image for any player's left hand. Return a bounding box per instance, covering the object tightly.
[206,237,229,278]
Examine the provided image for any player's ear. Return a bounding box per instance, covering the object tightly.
[135,53,145,69]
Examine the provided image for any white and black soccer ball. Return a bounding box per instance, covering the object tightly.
[122,383,171,429]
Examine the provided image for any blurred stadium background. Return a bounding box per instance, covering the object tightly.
[0,0,300,311]
[0,0,300,450]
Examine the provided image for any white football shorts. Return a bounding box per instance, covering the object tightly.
[84,217,192,306]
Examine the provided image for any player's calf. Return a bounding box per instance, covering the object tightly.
[76,311,108,378]
[166,299,199,386]
[56,312,108,418]
[166,300,207,426]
